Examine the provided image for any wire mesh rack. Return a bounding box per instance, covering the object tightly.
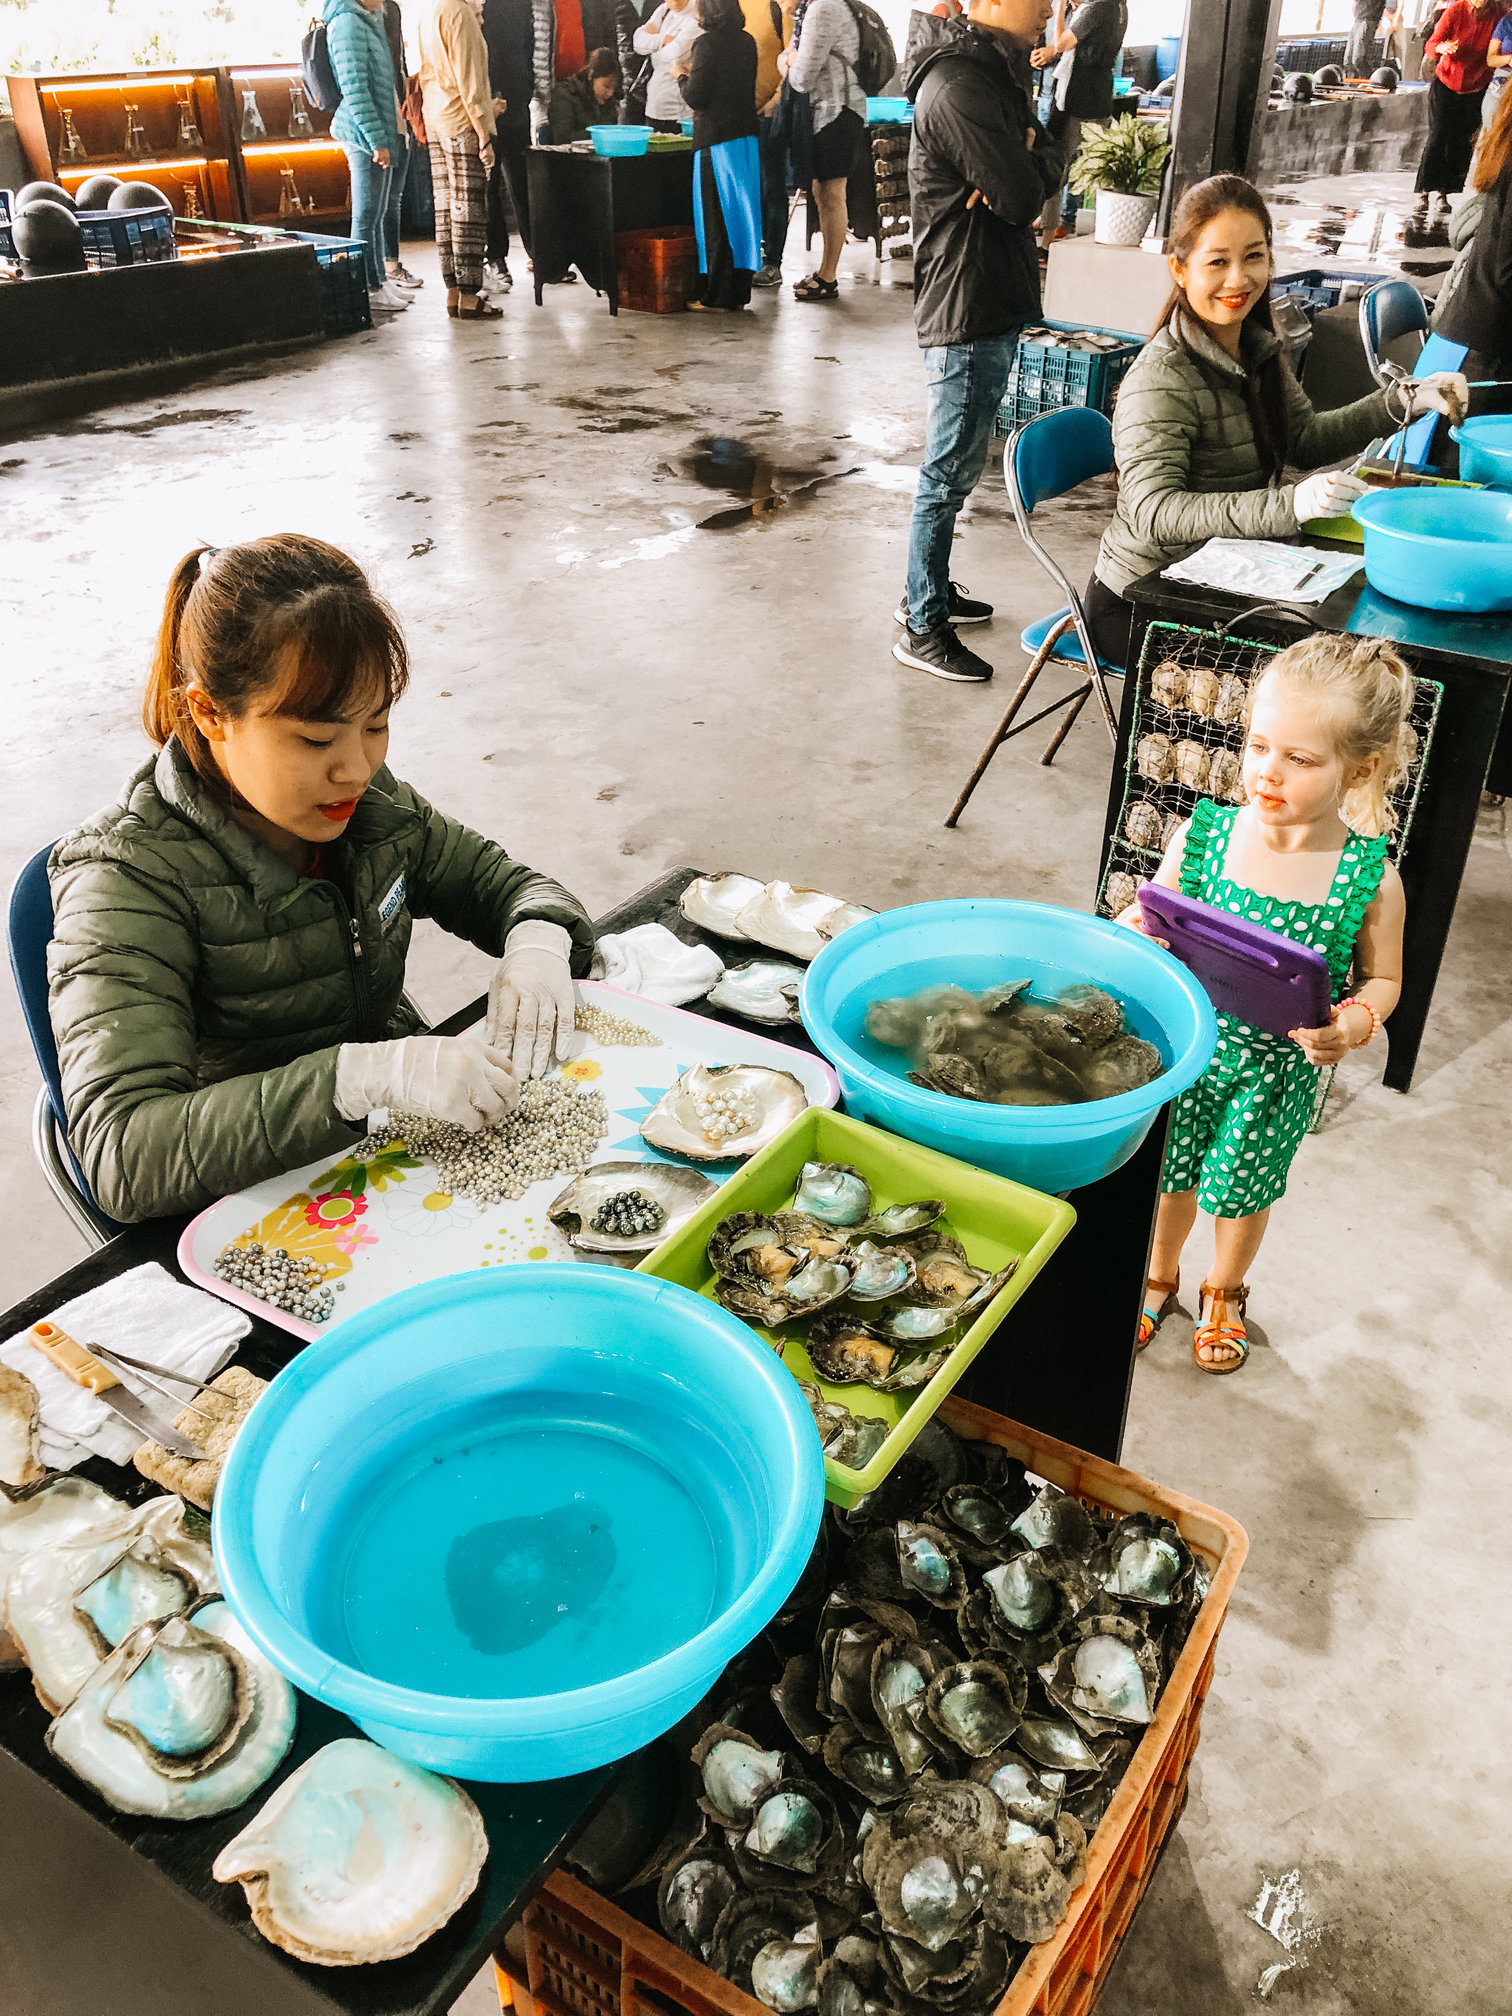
[1097,619,1443,923]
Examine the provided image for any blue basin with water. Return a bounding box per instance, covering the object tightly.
[213,1267,823,1781]
[1351,485,1512,611]
[800,899,1217,1194]
[1450,415,1512,489]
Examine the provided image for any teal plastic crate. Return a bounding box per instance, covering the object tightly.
[177,219,371,335]
[994,320,1145,434]
[637,1107,1075,1507]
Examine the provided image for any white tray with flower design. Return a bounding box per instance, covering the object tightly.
[178,983,840,1341]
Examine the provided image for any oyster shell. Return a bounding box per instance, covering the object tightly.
[1136,732,1174,784]
[736,882,871,963]
[860,1783,1003,1952]
[547,1161,715,1254]
[708,1212,847,1284]
[1214,671,1249,724]
[680,872,766,940]
[212,1738,487,1966]
[982,1838,1072,1944]
[936,1484,1013,1550]
[738,1779,839,1882]
[1040,1613,1163,1732]
[1149,659,1188,710]
[708,960,808,1026]
[47,1600,296,1818]
[864,1199,947,1241]
[771,1651,829,1755]
[1011,1484,1099,1555]
[640,1064,808,1162]
[751,1924,822,2011]
[0,1475,127,1671]
[1209,746,1243,803]
[1123,798,1165,852]
[1013,1717,1102,1773]
[1077,1033,1165,1101]
[1173,738,1210,790]
[794,1161,872,1226]
[711,1894,813,1993]
[922,1661,1026,1758]
[816,903,876,943]
[1095,1512,1192,1608]
[804,1316,905,1389]
[6,1500,213,1714]
[971,1755,1064,1825]
[845,1242,917,1301]
[0,1364,45,1490]
[821,1723,909,1805]
[659,1851,739,1959]
[1184,665,1220,717]
[718,1253,858,1329]
[871,1640,948,1777]
[1103,872,1138,918]
[693,1723,785,1824]
[897,1522,966,1608]
[901,1237,984,1310]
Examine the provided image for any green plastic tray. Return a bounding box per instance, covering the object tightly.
[637,1108,1076,1507]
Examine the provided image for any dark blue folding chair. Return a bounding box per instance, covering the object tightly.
[946,407,1122,827]
[7,844,121,1247]
[1359,278,1429,388]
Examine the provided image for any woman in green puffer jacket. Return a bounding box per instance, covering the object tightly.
[48,534,595,1224]
[1083,175,1470,668]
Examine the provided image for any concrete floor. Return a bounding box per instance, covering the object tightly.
[2,201,1508,2015]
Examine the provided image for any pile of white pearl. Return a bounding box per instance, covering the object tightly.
[213,1241,337,1322]
[694,1082,758,1145]
[369,1079,610,1205]
[574,1004,658,1047]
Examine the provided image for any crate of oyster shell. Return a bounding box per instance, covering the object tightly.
[515,1392,1247,2016]
[1098,620,1443,922]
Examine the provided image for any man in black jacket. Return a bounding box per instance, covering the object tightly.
[894,0,1062,683]
[482,0,535,280]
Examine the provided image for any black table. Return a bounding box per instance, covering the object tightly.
[0,868,1164,2016]
[525,148,694,311]
[1108,571,1512,1095]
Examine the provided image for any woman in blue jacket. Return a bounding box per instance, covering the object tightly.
[325,0,405,309]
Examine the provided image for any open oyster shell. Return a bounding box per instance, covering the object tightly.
[547,1161,716,1255]
[680,872,766,940]
[922,1660,1027,1760]
[708,960,808,1025]
[0,1474,127,1671]
[846,1242,918,1302]
[0,1364,45,1490]
[708,1212,849,1283]
[735,883,874,963]
[794,1162,872,1227]
[693,1722,786,1825]
[734,1778,841,1886]
[640,1064,808,1162]
[212,1738,488,1966]
[47,1599,296,1818]
[804,1315,906,1390]
[659,1848,740,1961]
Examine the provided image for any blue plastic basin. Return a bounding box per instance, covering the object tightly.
[1351,485,1512,611]
[799,899,1217,1194]
[679,117,694,136]
[865,96,912,123]
[588,123,650,156]
[213,1267,823,1781]
[1451,416,1512,489]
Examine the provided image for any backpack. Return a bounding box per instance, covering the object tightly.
[842,0,897,98]
[301,18,343,113]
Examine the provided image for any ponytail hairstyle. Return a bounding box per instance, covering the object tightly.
[1248,633,1415,837]
[1159,174,1291,487]
[145,535,410,790]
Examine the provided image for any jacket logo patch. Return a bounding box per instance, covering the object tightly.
[378,873,406,931]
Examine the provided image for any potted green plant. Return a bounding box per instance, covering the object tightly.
[1067,114,1172,247]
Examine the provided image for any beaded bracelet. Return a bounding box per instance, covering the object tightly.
[1337,995,1383,1047]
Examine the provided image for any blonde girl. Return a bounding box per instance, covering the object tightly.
[1120,634,1410,1373]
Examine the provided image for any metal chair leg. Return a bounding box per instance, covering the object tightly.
[31,1086,113,1249]
[944,615,1075,827]
[1040,679,1096,765]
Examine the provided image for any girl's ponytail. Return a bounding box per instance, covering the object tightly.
[143,545,215,767]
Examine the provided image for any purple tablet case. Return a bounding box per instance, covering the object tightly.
[1138,883,1332,1040]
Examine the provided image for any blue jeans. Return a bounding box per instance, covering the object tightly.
[903,332,1020,636]
[383,132,412,265]
[343,144,393,290]
[757,111,788,269]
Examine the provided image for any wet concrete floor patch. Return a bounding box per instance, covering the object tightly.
[67,407,250,436]
[662,434,861,530]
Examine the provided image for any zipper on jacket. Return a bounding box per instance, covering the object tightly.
[331,886,372,1037]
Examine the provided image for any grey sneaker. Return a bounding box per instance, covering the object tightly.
[387,261,424,289]
[752,263,783,288]
[891,627,993,682]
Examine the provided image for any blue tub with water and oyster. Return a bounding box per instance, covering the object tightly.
[213,1266,824,1781]
[800,898,1218,1194]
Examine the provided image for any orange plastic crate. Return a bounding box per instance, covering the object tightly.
[514,1394,1248,2016]
[615,225,698,313]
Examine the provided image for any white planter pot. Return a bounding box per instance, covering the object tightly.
[1094,189,1158,246]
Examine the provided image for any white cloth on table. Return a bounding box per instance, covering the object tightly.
[0,1262,250,1471]
[592,923,725,1005]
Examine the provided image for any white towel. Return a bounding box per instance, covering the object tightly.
[592,924,725,1006]
[1,1262,251,1471]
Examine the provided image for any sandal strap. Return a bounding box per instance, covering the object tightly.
[1145,1276,1179,1301]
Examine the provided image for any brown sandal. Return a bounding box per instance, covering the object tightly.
[451,298,503,320]
[1137,1277,1179,1351]
[1194,1282,1250,1375]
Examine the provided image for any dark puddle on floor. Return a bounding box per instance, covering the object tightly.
[64,406,249,436]
[668,435,860,529]
[1265,193,1452,272]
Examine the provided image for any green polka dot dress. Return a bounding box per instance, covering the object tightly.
[1161,798,1387,1218]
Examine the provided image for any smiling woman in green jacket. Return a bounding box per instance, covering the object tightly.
[47,535,594,1224]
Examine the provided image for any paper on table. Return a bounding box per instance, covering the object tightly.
[1161,539,1364,604]
[0,1262,250,1470]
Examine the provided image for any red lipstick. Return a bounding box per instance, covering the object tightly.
[319,799,359,822]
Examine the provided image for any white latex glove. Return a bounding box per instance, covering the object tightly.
[1292,468,1370,524]
[1406,370,1469,424]
[486,920,577,1080]
[333,1034,519,1130]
